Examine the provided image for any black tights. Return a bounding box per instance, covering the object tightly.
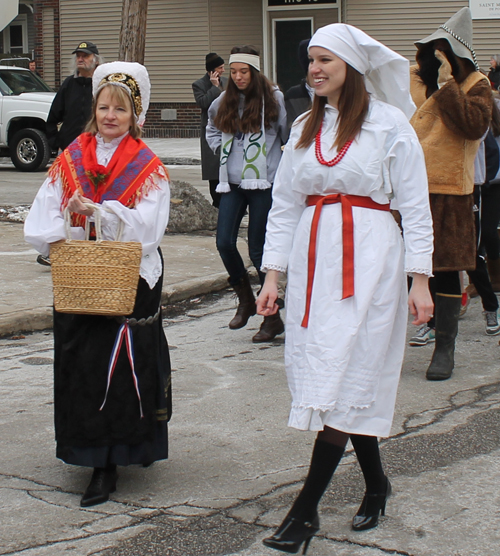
[289,426,386,522]
[428,271,461,328]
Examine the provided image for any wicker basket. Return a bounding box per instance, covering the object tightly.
[49,205,142,316]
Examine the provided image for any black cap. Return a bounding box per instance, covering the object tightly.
[206,52,224,72]
[298,39,310,75]
[72,41,99,55]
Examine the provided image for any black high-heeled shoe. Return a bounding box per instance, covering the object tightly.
[263,513,320,554]
[352,478,392,531]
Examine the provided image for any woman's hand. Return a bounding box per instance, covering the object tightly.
[408,273,434,325]
[256,270,280,316]
[66,192,95,217]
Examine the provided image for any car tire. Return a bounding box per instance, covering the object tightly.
[10,128,51,172]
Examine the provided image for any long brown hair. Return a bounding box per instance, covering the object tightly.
[296,63,369,150]
[213,45,279,134]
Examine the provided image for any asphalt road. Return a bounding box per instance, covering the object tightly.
[0,160,209,208]
[1,156,500,556]
[1,291,500,556]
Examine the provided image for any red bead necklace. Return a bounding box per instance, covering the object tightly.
[315,121,353,167]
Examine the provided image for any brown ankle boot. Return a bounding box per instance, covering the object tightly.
[252,313,285,343]
[229,274,256,329]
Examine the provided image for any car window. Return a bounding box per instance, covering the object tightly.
[0,69,53,95]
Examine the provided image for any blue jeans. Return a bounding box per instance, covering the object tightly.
[216,184,273,286]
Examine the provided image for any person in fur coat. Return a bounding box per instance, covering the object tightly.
[410,7,493,381]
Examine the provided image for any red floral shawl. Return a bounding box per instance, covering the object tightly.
[48,132,168,228]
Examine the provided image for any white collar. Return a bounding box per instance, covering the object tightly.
[96,131,129,149]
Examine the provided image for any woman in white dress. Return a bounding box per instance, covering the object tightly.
[256,24,434,554]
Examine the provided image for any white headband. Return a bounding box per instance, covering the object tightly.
[229,53,260,71]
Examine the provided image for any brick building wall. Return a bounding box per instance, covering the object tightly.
[142,102,202,139]
[33,0,61,88]
[31,1,203,137]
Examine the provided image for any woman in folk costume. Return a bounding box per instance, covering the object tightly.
[24,62,172,507]
[206,45,288,343]
[256,24,434,554]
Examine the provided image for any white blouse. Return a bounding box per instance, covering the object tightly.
[260,100,434,436]
[24,133,170,288]
[262,100,434,277]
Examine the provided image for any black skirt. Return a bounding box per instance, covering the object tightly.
[53,255,172,468]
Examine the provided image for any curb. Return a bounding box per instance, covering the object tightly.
[0,273,231,339]
[159,157,201,166]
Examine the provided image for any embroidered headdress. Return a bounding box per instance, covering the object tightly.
[309,23,416,119]
[92,61,151,125]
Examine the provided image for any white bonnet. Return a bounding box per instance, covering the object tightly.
[92,61,151,126]
[309,23,416,119]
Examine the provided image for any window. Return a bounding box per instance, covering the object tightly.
[3,15,28,54]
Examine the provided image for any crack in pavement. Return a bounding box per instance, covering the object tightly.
[397,380,500,439]
[0,517,152,556]
[322,534,416,556]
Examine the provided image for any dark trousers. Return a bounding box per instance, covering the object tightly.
[467,185,499,312]
[216,184,273,286]
[479,183,500,260]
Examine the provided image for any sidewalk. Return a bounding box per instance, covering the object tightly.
[143,137,201,165]
[0,138,253,338]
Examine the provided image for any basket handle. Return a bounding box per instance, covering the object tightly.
[63,202,125,242]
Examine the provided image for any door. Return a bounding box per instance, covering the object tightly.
[273,18,313,93]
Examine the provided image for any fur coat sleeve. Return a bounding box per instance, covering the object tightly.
[433,78,492,140]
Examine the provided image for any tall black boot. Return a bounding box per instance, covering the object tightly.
[426,294,462,381]
[263,439,345,554]
[350,434,391,531]
[228,273,256,329]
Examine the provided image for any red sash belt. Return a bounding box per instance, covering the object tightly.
[302,194,390,328]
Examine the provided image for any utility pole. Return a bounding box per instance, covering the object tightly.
[118,0,149,64]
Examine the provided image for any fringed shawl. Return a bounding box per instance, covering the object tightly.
[48,132,168,228]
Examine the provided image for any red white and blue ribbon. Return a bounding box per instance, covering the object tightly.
[100,321,144,418]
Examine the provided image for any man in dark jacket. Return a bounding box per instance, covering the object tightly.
[284,39,313,129]
[192,52,227,207]
[38,41,101,266]
[46,41,101,152]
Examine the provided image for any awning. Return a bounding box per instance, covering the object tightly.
[0,0,19,33]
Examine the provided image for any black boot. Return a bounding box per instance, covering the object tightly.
[252,312,285,343]
[80,465,118,507]
[263,439,345,554]
[426,294,461,381]
[350,434,390,531]
[228,274,256,329]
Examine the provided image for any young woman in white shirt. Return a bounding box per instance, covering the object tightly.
[257,24,434,554]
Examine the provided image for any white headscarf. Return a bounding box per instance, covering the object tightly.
[309,23,416,119]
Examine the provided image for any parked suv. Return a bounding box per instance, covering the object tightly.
[0,65,56,171]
